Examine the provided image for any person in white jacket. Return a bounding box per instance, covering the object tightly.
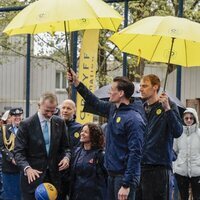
[173,107,200,200]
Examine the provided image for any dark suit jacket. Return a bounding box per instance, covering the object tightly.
[0,124,19,173]
[14,113,71,196]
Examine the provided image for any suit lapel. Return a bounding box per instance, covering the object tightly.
[33,113,47,154]
[33,113,43,136]
[49,116,60,156]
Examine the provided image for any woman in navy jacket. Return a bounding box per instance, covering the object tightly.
[70,123,107,200]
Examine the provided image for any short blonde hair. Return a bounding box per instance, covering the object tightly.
[142,74,161,92]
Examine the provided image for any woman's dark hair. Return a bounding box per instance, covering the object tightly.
[113,76,135,99]
[82,122,104,149]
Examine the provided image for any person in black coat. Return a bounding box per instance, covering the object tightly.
[61,99,82,148]
[70,123,107,200]
[14,92,71,200]
[0,108,23,200]
[138,74,183,200]
[60,99,82,199]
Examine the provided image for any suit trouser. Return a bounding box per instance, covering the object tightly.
[21,169,60,200]
[140,165,170,200]
[107,174,136,200]
[175,173,200,200]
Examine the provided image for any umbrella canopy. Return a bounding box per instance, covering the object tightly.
[110,16,200,67]
[109,16,200,89]
[83,82,185,116]
[3,0,123,35]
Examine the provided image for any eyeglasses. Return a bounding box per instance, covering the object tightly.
[184,117,194,121]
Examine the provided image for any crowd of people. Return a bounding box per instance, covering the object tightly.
[0,72,199,200]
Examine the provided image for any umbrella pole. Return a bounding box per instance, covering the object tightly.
[163,37,175,91]
[64,21,71,70]
[64,21,73,89]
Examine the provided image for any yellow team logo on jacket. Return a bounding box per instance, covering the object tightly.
[116,117,121,123]
[74,132,80,138]
[156,109,162,115]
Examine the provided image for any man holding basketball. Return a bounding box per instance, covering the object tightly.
[14,92,71,200]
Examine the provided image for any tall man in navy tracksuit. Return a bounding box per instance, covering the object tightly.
[68,69,145,200]
[139,74,183,200]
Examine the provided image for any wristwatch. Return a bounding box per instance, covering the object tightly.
[122,183,130,188]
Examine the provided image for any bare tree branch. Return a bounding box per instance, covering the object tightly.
[35,34,65,56]
[99,46,117,68]
[170,0,176,10]
[32,55,66,68]
[0,43,24,56]
[0,43,66,68]
[191,0,200,9]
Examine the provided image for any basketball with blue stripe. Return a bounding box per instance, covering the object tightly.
[35,182,57,200]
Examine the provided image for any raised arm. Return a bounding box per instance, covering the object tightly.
[67,69,111,117]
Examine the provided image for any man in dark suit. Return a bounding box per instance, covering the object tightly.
[14,92,71,200]
[0,108,23,200]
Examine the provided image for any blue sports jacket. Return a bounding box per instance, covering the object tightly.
[142,101,183,168]
[65,119,82,148]
[76,82,146,188]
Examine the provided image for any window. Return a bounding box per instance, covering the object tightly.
[55,71,68,90]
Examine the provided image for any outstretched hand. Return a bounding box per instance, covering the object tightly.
[26,167,42,184]
[67,68,80,87]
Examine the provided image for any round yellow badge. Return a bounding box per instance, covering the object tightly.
[156,109,162,115]
[74,132,80,138]
[116,117,121,123]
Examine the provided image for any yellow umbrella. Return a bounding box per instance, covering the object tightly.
[3,0,122,35]
[3,0,123,68]
[109,16,200,89]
